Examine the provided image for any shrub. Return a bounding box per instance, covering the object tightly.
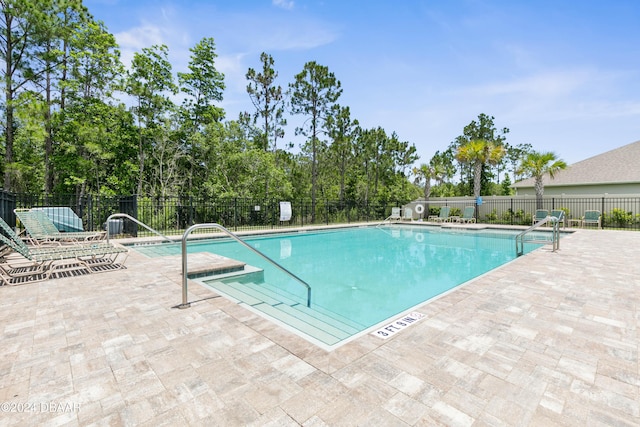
[502,208,514,222]
[606,208,633,228]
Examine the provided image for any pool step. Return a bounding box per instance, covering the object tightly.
[238,279,367,331]
[201,278,364,346]
[524,239,553,244]
[522,234,555,245]
[236,279,366,333]
[184,252,250,279]
[218,278,365,336]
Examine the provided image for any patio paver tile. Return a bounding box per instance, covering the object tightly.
[0,228,639,425]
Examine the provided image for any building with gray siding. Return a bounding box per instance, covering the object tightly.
[512,139,640,195]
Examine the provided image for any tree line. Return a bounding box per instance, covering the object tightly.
[1,0,566,209]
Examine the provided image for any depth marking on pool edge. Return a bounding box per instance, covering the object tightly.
[372,312,425,339]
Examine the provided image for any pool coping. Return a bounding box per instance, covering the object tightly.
[117,220,571,247]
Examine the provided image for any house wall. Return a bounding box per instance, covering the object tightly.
[514,182,640,196]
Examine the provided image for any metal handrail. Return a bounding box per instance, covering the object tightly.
[177,223,311,309]
[515,212,562,256]
[105,213,173,244]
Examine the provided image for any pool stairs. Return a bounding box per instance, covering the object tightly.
[192,269,367,347]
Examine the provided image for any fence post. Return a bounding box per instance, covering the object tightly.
[0,190,16,228]
[87,194,94,230]
[325,199,329,225]
[602,197,606,229]
[233,198,238,231]
[510,198,514,225]
[119,195,138,236]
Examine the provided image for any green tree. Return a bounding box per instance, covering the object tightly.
[11,90,46,192]
[0,0,46,190]
[198,119,291,200]
[177,37,225,195]
[33,0,90,193]
[55,17,123,196]
[245,52,286,197]
[501,173,513,196]
[178,36,225,128]
[353,127,386,203]
[451,114,509,195]
[54,99,138,195]
[147,118,185,198]
[517,151,567,208]
[245,52,285,153]
[387,131,418,200]
[428,149,456,197]
[289,61,342,220]
[412,158,446,201]
[455,139,506,199]
[505,142,532,182]
[123,44,177,195]
[325,104,358,203]
[65,19,121,102]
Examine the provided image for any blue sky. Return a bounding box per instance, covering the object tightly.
[85,0,640,167]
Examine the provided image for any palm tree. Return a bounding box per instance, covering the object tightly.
[455,139,506,199]
[517,151,567,209]
[412,162,445,200]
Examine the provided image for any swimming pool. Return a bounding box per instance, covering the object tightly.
[134,225,545,348]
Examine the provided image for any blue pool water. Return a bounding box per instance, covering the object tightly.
[135,225,543,344]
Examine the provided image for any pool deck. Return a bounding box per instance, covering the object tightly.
[1,227,639,426]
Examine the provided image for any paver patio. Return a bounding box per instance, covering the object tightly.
[1,228,638,426]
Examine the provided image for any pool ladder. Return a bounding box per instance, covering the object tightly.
[177,223,312,309]
[105,213,174,244]
[515,213,562,256]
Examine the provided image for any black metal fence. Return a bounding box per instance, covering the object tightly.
[407,195,640,230]
[478,196,640,229]
[1,191,403,236]
[2,190,639,235]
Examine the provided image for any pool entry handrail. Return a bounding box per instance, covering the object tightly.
[178,223,311,309]
[105,213,174,244]
[515,212,562,256]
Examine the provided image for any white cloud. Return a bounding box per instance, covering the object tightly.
[463,70,593,99]
[115,24,164,50]
[444,68,640,125]
[259,26,337,51]
[115,24,165,67]
[217,53,249,91]
[272,0,295,10]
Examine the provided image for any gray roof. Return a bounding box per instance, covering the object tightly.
[512,139,640,188]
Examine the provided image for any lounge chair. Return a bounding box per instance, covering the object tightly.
[550,210,565,228]
[532,209,549,225]
[0,217,128,285]
[14,209,105,245]
[385,207,402,221]
[582,210,601,228]
[429,206,451,223]
[32,207,84,232]
[458,206,476,223]
[402,208,414,221]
